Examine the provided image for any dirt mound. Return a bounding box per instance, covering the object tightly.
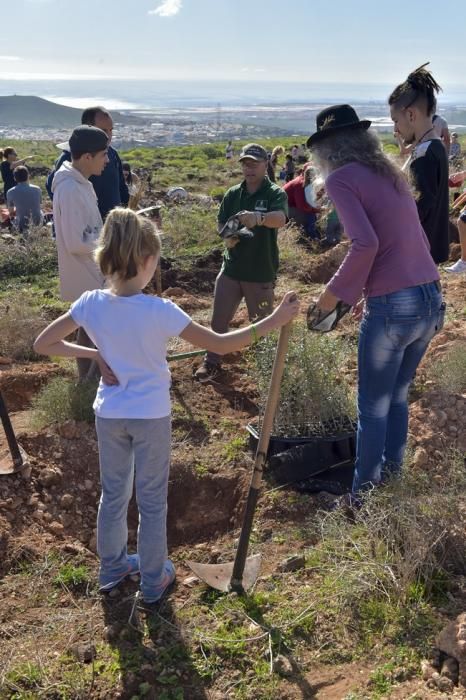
[162,249,222,294]
[0,362,66,411]
[298,241,350,284]
[407,323,466,468]
[409,388,466,466]
[449,243,461,262]
[426,322,465,357]
[449,219,460,244]
[162,286,211,312]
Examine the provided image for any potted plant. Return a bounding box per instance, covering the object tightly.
[247,323,357,488]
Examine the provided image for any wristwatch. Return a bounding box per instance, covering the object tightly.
[257,212,265,226]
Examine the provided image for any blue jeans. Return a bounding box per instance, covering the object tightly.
[352,282,444,493]
[305,213,318,239]
[95,416,171,600]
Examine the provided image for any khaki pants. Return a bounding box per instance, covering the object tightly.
[206,271,274,366]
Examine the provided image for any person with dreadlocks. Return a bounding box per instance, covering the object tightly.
[389,64,449,265]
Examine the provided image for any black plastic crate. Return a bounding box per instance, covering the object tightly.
[246,422,356,486]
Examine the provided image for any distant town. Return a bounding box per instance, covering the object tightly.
[1,96,465,148]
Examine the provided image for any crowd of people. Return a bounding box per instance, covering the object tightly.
[3,63,464,604]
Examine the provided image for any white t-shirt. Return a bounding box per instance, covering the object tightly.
[70,290,191,419]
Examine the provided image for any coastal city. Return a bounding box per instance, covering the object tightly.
[4,99,464,148]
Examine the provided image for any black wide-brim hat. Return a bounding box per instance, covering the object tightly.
[306,104,371,148]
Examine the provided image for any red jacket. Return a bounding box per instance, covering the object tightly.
[283,175,320,214]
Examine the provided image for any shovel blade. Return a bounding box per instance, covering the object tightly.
[0,445,30,476]
[187,553,261,593]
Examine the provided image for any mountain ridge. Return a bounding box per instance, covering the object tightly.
[0,95,146,128]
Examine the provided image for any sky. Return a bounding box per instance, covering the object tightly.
[2,0,466,88]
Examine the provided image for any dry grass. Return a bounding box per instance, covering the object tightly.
[0,292,48,360]
[428,340,466,394]
[309,448,466,621]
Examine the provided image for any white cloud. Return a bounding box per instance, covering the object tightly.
[148,0,182,17]
[0,55,21,61]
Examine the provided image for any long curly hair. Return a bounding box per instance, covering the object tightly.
[388,63,442,116]
[310,128,408,191]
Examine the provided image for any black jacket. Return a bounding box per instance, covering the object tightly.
[410,139,449,264]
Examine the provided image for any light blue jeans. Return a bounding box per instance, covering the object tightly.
[95,416,171,600]
[353,282,444,493]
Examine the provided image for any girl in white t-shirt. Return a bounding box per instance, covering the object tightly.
[34,208,299,604]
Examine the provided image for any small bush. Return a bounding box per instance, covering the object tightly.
[5,662,43,694]
[209,185,226,200]
[0,292,48,360]
[53,563,90,590]
[428,340,466,394]
[162,203,219,256]
[31,376,97,427]
[251,322,356,436]
[0,229,57,281]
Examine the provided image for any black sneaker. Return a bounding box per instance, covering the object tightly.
[194,361,219,383]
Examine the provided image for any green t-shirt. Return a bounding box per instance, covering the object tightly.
[218,177,288,283]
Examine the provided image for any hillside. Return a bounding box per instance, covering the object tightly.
[0,95,146,128]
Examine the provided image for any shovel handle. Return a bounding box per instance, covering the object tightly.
[230,321,292,590]
[251,321,292,489]
[0,390,23,467]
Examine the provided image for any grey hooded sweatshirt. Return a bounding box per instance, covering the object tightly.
[52,162,104,302]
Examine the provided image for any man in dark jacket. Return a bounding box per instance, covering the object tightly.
[46,106,129,219]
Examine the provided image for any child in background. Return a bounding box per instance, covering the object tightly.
[34,208,299,604]
[121,162,140,197]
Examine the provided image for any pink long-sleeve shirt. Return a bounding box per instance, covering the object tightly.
[325,162,439,305]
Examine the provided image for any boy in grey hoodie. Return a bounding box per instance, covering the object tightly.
[52,126,109,379]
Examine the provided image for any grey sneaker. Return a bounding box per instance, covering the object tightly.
[194,361,219,383]
[445,259,466,273]
[99,553,140,592]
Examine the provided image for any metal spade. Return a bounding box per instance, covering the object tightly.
[187,321,292,592]
[0,390,30,476]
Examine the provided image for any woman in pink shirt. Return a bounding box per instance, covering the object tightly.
[306,105,443,496]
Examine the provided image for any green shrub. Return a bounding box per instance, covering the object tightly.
[5,662,44,695]
[251,323,356,436]
[31,376,97,427]
[162,203,219,256]
[0,230,57,282]
[53,563,90,590]
[209,186,226,199]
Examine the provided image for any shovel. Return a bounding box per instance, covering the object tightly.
[187,321,292,593]
[0,389,30,476]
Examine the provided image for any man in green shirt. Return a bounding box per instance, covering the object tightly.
[195,143,288,382]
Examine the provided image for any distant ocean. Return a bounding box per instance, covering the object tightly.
[2,78,466,111]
